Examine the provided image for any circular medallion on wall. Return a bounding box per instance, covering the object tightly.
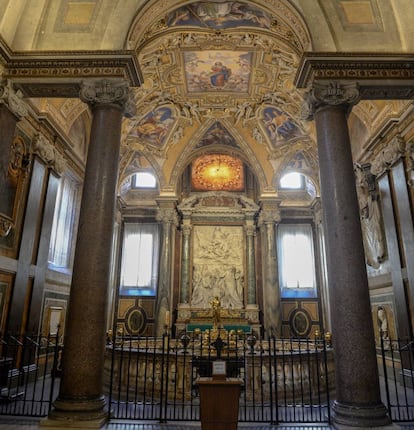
[289,308,311,338]
[125,306,146,335]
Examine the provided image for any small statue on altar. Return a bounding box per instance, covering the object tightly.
[209,296,222,328]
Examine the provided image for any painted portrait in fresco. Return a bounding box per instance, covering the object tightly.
[131,108,175,147]
[167,2,272,29]
[262,107,304,146]
[184,51,251,93]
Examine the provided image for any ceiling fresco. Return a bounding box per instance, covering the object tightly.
[167,2,273,29]
[184,50,252,93]
[2,0,413,201]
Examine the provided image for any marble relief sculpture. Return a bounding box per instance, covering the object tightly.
[191,225,244,308]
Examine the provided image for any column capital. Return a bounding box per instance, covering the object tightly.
[258,208,281,226]
[302,81,360,120]
[156,207,179,226]
[0,79,28,118]
[79,79,135,117]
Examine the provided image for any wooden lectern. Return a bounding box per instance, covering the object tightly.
[197,375,242,430]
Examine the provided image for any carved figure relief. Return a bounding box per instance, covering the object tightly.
[355,164,386,269]
[191,225,244,308]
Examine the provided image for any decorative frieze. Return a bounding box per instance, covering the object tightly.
[295,54,414,100]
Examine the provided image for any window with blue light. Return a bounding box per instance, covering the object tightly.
[119,223,160,296]
[277,223,317,298]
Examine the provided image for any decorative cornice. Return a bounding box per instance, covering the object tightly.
[4,51,143,97]
[295,53,414,100]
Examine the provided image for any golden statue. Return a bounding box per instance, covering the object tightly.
[209,296,222,328]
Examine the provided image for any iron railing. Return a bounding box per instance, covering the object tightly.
[1,330,413,425]
[0,332,61,417]
[380,337,414,422]
[105,332,334,424]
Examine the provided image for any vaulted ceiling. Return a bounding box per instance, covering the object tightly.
[1,0,413,202]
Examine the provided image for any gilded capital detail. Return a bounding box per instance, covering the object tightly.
[302,81,360,120]
[80,79,132,114]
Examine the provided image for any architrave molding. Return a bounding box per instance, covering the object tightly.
[295,53,414,99]
[3,51,143,98]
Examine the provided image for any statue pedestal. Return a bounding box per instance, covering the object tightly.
[197,377,242,430]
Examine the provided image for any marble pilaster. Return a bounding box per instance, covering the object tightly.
[303,81,391,427]
[245,221,257,305]
[155,203,178,335]
[43,79,131,428]
[180,222,192,304]
[258,204,281,337]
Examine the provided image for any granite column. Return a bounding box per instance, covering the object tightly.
[44,79,131,428]
[303,82,390,427]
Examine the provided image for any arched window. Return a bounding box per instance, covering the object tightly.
[280,172,305,189]
[132,171,157,189]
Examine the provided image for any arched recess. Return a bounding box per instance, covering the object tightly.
[169,118,271,196]
[273,142,320,197]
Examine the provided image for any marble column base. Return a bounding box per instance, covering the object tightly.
[332,400,392,428]
[40,396,108,429]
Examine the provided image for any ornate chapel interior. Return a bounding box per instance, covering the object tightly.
[1,0,414,428]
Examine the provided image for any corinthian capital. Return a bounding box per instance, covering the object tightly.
[302,81,360,120]
[0,79,28,118]
[80,79,134,115]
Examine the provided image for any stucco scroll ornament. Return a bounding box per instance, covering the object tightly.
[301,81,360,120]
[0,79,28,118]
[80,79,134,116]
